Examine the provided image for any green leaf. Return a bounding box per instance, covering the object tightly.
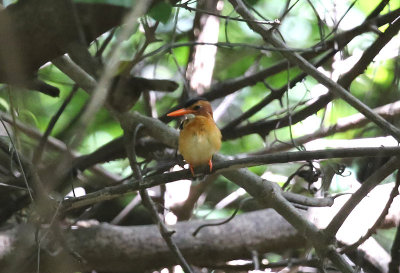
[148,2,172,23]
[0,97,10,112]
[73,0,134,8]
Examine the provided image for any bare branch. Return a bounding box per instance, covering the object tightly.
[32,86,78,163]
[325,157,400,237]
[60,146,400,212]
[340,176,400,253]
[123,123,193,273]
[221,49,336,132]
[228,0,400,142]
[175,3,279,25]
[252,99,400,155]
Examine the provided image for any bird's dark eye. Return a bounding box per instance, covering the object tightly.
[193,105,201,110]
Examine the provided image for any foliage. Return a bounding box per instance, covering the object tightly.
[0,0,399,272]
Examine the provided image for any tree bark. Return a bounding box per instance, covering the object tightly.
[0,209,304,273]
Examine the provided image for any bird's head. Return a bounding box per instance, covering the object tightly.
[167,97,213,119]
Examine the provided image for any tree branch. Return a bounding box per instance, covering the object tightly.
[5,183,400,272]
[60,145,400,212]
[0,209,303,272]
[203,8,400,103]
[227,0,400,141]
[221,50,336,131]
[50,28,360,272]
[340,175,400,253]
[122,123,193,273]
[325,156,400,237]
[70,110,358,271]
[252,99,400,155]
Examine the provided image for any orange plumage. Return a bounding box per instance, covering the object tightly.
[167,98,222,176]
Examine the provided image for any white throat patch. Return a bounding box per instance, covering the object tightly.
[185,113,196,119]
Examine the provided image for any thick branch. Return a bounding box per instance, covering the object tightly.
[5,183,400,272]
[0,209,304,272]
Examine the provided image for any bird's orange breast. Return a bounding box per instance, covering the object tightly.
[179,116,221,167]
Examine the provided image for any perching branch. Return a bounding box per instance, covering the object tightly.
[60,145,400,212]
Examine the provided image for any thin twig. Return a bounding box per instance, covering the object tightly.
[65,1,150,150]
[251,99,400,155]
[325,156,400,237]
[110,194,141,225]
[210,146,400,171]
[320,0,358,43]
[305,0,325,42]
[228,0,400,142]
[139,41,324,63]
[7,87,21,150]
[340,173,400,253]
[122,19,159,76]
[95,28,116,58]
[221,49,336,131]
[0,182,29,191]
[0,110,121,185]
[33,85,78,163]
[192,197,252,236]
[175,3,279,25]
[0,118,34,202]
[123,123,193,273]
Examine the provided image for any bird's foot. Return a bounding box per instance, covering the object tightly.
[189,161,213,177]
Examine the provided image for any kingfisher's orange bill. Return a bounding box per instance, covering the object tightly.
[167,108,195,117]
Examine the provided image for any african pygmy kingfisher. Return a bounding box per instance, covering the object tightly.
[167,98,222,176]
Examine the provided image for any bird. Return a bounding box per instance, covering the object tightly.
[167,97,222,176]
